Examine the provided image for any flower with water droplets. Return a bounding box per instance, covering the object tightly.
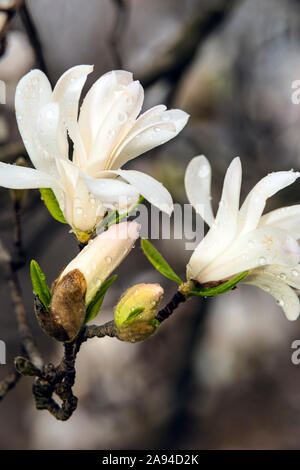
[185,155,300,320]
[1,66,189,241]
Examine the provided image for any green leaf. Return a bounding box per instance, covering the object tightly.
[85,275,117,323]
[40,188,67,224]
[30,260,52,311]
[124,307,145,325]
[141,239,183,284]
[189,271,249,297]
[99,196,144,231]
[149,318,160,328]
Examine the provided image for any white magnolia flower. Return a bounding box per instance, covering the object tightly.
[185,155,300,320]
[0,65,188,240]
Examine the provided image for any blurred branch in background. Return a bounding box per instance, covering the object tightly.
[137,0,238,94]
[18,0,50,79]
[157,299,210,449]
[0,0,23,57]
[109,0,129,69]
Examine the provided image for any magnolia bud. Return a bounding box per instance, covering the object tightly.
[45,222,140,342]
[114,283,164,343]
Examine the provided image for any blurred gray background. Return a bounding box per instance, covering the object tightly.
[1,0,300,449]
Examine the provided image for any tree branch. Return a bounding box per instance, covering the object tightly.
[155,291,186,323]
[18,1,50,80]
[0,370,20,401]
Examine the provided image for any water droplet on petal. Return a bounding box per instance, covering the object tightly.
[259,257,266,265]
[277,298,285,307]
[279,273,287,281]
[118,112,127,123]
[107,129,116,139]
[76,207,83,215]
[105,256,112,264]
[198,166,209,178]
[292,269,299,277]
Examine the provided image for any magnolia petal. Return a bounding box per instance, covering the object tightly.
[62,76,91,167]
[52,65,94,162]
[197,226,300,283]
[79,70,133,156]
[34,102,63,178]
[52,64,94,102]
[98,169,173,215]
[89,80,144,169]
[55,158,79,224]
[15,69,52,170]
[130,105,167,131]
[0,162,58,189]
[187,158,242,280]
[184,155,214,227]
[259,205,300,240]
[249,264,300,290]
[243,271,300,321]
[83,174,140,206]
[238,170,300,236]
[110,110,189,170]
[60,221,140,304]
[55,159,105,232]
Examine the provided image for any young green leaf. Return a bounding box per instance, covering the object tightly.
[141,239,183,284]
[85,275,117,323]
[189,271,249,297]
[30,260,52,310]
[40,188,67,224]
[124,307,145,325]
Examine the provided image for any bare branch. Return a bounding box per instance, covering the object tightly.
[18,1,50,80]
[137,0,238,90]
[0,370,21,401]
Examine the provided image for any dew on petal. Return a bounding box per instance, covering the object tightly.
[277,298,285,307]
[292,269,299,277]
[107,129,116,139]
[279,273,287,281]
[198,166,210,178]
[259,256,266,265]
[118,112,127,123]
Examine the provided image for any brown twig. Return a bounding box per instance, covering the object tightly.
[32,343,78,421]
[12,199,25,267]
[0,370,20,401]
[18,1,50,79]
[155,291,186,323]
[137,0,237,92]
[7,267,43,368]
